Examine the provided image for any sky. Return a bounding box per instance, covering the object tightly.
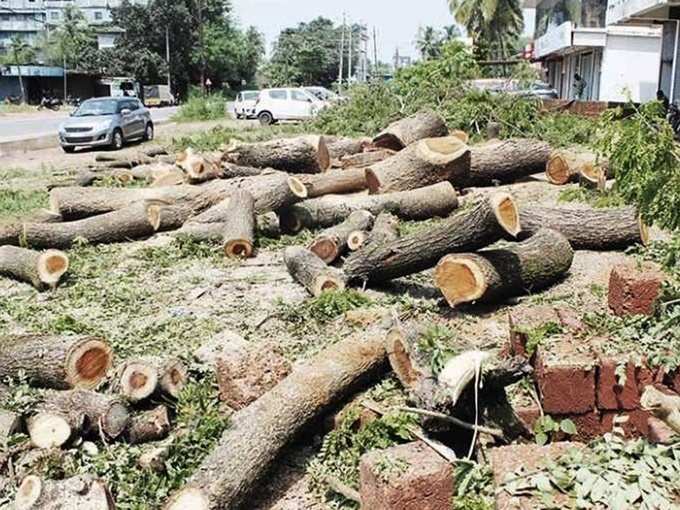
[231,0,537,63]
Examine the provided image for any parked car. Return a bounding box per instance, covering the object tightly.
[58,97,153,153]
[234,90,260,119]
[302,86,343,103]
[253,87,324,125]
[469,78,558,100]
[144,85,175,107]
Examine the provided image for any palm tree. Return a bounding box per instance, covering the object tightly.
[8,36,34,104]
[443,25,462,42]
[416,26,443,60]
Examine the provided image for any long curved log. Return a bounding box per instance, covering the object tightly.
[373,111,448,150]
[343,192,520,283]
[434,228,574,306]
[164,332,387,510]
[519,205,648,250]
[222,135,330,173]
[0,246,69,290]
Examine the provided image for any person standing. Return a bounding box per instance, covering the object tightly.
[573,73,587,100]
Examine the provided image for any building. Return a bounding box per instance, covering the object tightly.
[524,0,662,102]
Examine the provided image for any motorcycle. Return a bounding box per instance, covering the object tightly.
[66,95,81,108]
[38,96,63,111]
[668,103,680,137]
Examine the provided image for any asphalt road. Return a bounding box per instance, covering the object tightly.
[0,106,180,143]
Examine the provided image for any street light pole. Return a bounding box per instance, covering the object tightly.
[338,13,345,92]
[165,26,171,91]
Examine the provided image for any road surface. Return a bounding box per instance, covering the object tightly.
[0,106,180,143]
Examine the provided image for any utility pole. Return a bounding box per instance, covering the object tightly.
[63,53,67,100]
[372,27,378,80]
[348,22,353,83]
[197,0,206,94]
[165,26,171,91]
[338,13,346,91]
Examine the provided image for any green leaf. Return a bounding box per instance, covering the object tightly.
[560,419,577,435]
[535,432,548,446]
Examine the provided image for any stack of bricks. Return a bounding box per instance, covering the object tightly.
[507,305,678,443]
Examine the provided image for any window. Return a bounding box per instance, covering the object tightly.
[0,14,9,21]
[50,11,60,20]
[94,11,103,20]
[268,90,287,100]
[291,90,312,102]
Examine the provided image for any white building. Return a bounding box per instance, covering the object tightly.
[524,0,662,102]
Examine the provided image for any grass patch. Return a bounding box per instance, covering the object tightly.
[558,187,626,209]
[0,188,49,218]
[172,93,228,122]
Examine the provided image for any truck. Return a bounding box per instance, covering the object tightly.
[96,77,140,98]
[143,84,175,107]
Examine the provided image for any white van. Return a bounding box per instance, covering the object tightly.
[254,88,324,125]
[234,90,259,119]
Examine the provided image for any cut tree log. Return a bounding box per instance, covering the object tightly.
[255,212,280,238]
[340,149,396,169]
[347,211,398,251]
[641,386,680,434]
[126,405,172,444]
[365,136,471,194]
[308,210,375,263]
[288,167,368,199]
[0,246,69,289]
[0,335,112,390]
[461,138,552,187]
[434,228,574,307]
[95,146,167,162]
[325,136,371,160]
[177,148,223,183]
[279,181,459,233]
[545,149,609,188]
[284,246,346,297]
[221,190,256,258]
[0,409,21,440]
[116,356,188,402]
[164,330,388,510]
[343,192,520,283]
[221,162,269,179]
[373,111,448,150]
[176,213,280,243]
[15,474,114,510]
[28,390,129,448]
[0,209,61,246]
[519,205,648,250]
[223,135,330,173]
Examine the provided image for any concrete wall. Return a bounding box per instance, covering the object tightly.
[600,33,662,101]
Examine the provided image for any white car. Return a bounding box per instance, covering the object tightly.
[303,86,342,103]
[254,88,324,125]
[234,90,259,119]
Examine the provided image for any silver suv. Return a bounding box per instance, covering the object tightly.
[59,97,154,153]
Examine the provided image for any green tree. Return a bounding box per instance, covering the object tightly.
[42,5,98,72]
[416,26,443,60]
[7,36,35,103]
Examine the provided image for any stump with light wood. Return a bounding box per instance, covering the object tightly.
[545,149,609,189]
[222,135,330,173]
[0,246,69,290]
[284,246,346,297]
[177,148,223,183]
[116,356,187,402]
[308,210,375,263]
[15,475,114,510]
[222,190,256,258]
[373,111,448,150]
[348,211,399,252]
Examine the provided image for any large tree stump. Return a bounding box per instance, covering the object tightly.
[222,135,330,173]
[462,138,551,186]
[288,167,368,199]
[279,181,459,233]
[373,111,448,151]
[309,210,375,263]
[222,190,256,258]
[343,192,520,283]
[435,228,574,306]
[365,136,470,194]
[164,331,388,510]
[284,247,346,297]
[546,149,609,188]
[15,474,114,510]
[0,335,112,390]
[126,405,172,444]
[28,390,129,448]
[0,246,69,290]
[519,205,648,250]
[116,356,187,402]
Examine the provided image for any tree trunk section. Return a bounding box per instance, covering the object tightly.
[222,135,330,173]
[0,209,61,246]
[519,205,648,250]
[546,149,609,186]
[366,136,470,194]
[325,136,371,161]
[284,246,346,297]
[0,335,112,390]
[364,212,399,247]
[343,192,520,283]
[176,213,280,243]
[116,356,187,402]
[0,246,69,290]
[641,386,680,434]
[126,405,172,444]
[373,111,448,150]
[308,210,374,263]
[222,190,256,258]
[434,228,574,306]
[15,474,114,510]
[288,167,368,199]
[176,148,222,183]
[164,332,388,510]
[340,149,396,169]
[462,138,551,187]
[279,181,459,233]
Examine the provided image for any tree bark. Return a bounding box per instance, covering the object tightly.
[279,181,459,233]
[221,162,270,179]
[365,136,470,194]
[343,192,520,283]
[519,205,648,250]
[309,210,375,263]
[325,136,371,161]
[373,111,449,150]
[545,149,609,187]
[461,138,552,187]
[15,474,114,510]
[364,212,399,246]
[641,385,680,434]
[176,213,280,243]
[0,246,69,290]
[116,356,187,402]
[126,405,172,444]
[340,149,396,169]
[222,135,330,173]
[164,331,388,510]
[222,190,256,258]
[0,409,20,440]
[288,167,368,199]
[0,335,112,390]
[434,228,574,306]
[177,148,223,184]
[0,209,61,246]
[284,246,346,297]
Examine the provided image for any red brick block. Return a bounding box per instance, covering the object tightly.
[490,442,585,510]
[647,417,676,444]
[515,405,541,432]
[608,261,665,316]
[359,441,453,510]
[562,412,607,442]
[535,338,596,414]
[601,409,651,438]
[596,357,641,410]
